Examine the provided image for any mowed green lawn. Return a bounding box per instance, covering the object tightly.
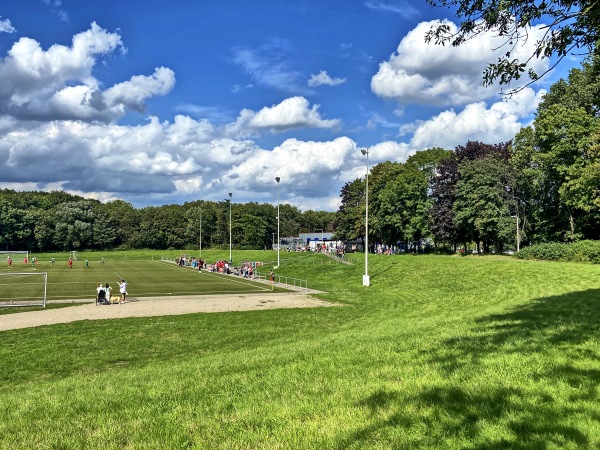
[1,251,600,448]
[0,251,290,305]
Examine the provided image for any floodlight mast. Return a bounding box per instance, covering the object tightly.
[275,176,281,268]
[361,148,370,287]
[228,193,232,263]
[200,207,203,260]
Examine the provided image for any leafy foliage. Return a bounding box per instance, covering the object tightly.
[333,178,365,241]
[0,190,334,252]
[430,141,512,249]
[517,240,600,263]
[512,55,600,242]
[425,0,600,93]
[455,155,513,252]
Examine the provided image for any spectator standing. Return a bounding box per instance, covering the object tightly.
[105,283,113,304]
[117,279,127,304]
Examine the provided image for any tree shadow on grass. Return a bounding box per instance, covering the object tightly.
[433,288,600,372]
[340,385,589,448]
[429,288,600,447]
[338,290,600,448]
[370,261,398,280]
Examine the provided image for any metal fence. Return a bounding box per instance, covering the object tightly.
[256,272,308,291]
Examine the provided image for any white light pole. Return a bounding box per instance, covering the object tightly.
[511,214,520,253]
[510,193,522,253]
[361,148,370,287]
[199,208,202,260]
[228,192,232,263]
[275,176,280,268]
[516,213,520,253]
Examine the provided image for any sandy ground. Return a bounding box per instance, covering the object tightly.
[0,292,337,331]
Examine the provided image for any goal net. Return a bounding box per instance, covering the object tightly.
[0,251,30,265]
[0,272,47,308]
[70,251,78,261]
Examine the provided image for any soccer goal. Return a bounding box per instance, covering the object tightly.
[0,272,47,308]
[0,250,30,265]
[70,251,78,261]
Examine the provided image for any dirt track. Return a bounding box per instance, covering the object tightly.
[0,293,336,331]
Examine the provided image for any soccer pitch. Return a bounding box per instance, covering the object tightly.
[0,259,290,304]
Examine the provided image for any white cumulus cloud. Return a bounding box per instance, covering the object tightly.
[371,19,550,106]
[220,137,357,197]
[0,22,174,122]
[407,88,545,149]
[103,67,176,113]
[230,97,341,134]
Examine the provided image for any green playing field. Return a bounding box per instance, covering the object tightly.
[0,259,289,304]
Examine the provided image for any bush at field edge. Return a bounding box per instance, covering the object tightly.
[516,240,600,264]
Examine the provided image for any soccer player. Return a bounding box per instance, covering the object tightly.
[68,257,73,269]
[85,259,89,269]
[7,256,12,267]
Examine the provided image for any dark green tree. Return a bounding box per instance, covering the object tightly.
[92,207,118,249]
[430,141,511,249]
[101,200,140,249]
[184,202,219,252]
[333,178,365,242]
[368,161,405,244]
[52,200,99,250]
[454,155,514,252]
[300,210,336,233]
[429,155,459,248]
[278,204,302,238]
[529,56,600,240]
[136,205,186,249]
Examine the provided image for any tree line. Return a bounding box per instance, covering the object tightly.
[0,190,335,252]
[335,56,600,251]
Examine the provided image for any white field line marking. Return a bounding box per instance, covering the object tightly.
[38,290,270,301]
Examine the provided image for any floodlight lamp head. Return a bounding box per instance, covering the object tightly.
[228,192,232,198]
[361,148,368,156]
[275,176,280,183]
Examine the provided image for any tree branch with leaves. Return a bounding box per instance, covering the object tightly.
[425,0,600,94]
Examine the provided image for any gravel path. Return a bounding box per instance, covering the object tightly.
[0,293,337,331]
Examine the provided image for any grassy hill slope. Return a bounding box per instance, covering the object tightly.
[1,252,600,448]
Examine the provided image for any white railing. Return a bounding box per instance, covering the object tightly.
[256,272,308,291]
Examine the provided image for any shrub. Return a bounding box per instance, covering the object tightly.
[517,240,600,264]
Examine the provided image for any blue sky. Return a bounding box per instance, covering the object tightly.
[0,0,579,211]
